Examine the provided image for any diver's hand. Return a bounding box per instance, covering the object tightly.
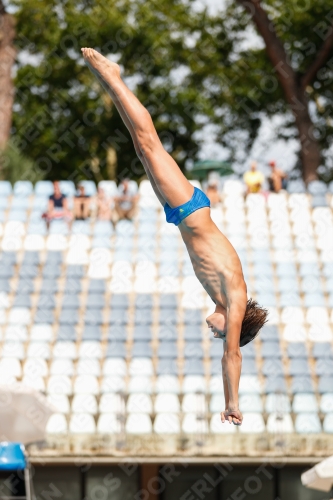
[221,408,243,426]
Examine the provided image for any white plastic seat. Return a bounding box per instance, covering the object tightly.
[128,376,152,394]
[4,325,27,341]
[126,413,152,434]
[238,394,263,413]
[68,234,90,250]
[46,234,68,251]
[154,413,180,434]
[47,375,73,395]
[99,393,125,414]
[97,414,122,433]
[72,394,98,414]
[281,307,305,324]
[0,292,9,309]
[154,394,180,413]
[103,358,127,376]
[155,375,180,394]
[22,375,45,392]
[26,342,50,359]
[295,413,321,433]
[308,324,332,342]
[101,376,126,393]
[239,413,265,433]
[1,236,22,252]
[139,180,155,196]
[98,180,118,197]
[89,247,112,266]
[109,277,132,294]
[320,394,333,413]
[134,261,157,279]
[69,413,96,434]
[265,394,291,413]
[157,277,181,294]
[181,276,203,295]
[265,306,279,325]
[282,324,307,342]
[128,358,154,376]
[4,221,25,237]
[8,307,31,325]
[46,414,68,434]
[23,358,48,377]
[323,414,333,433]
[47,394,70,413]
[267,413,294,433]
[182,393,206,413]
[182,413,208,434]
[239,376,262,394]
[111,260,133,278]
[88,264,110,279]
[78,341,102,359]
[24,235,45,251]
[1,342,25,359]
[209,376,224,394]
[134,277,156,293]
[0,358,22,377]
[50,359,74,376]
[296,250,318,264]
[76,358,101,376]
[210,413,237,434]
[222,180,245,196]
[53,341,77,359]
[127,393,153,413]
[67,250,89,265]
[209,394,225,413]
[182,375,207,394]
[73,375,99,395]
[293,394,318,413]
[30,324,53,341]
[306,307,329,325]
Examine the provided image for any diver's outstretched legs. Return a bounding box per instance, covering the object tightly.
[81,48,194,208]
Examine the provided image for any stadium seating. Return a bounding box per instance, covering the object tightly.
[0,182,332,440]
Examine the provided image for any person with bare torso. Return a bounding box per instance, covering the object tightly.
[81,48,268,426]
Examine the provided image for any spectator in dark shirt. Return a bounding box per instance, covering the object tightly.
[44,181,72,224]
[268,160,288,193]
[74,184,91,220]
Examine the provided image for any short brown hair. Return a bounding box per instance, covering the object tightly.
[240,298,268,347]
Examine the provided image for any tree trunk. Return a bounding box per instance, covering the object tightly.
[292,91,321,183]
[0,2,16,150]
[235,0,331,183]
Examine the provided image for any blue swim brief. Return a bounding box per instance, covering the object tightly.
[164,187,211,226]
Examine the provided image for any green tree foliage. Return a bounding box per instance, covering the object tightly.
[183,0,333,181]
[9,0,333,183]
[0,138,45,184]
[11,0,217,183]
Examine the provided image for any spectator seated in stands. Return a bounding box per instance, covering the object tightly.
[268,160,288,193]
[205,180,221,207]
[243,161,264,194]
[97,187,112,220]
[74,185,91,220]
[114,178,138,221]
[43,181,72,224]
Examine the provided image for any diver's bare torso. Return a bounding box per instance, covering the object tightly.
[178,207,247,307]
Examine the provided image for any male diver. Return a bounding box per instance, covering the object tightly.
[81,48,268,425]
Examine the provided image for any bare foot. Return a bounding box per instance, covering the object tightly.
[81,47,120,84]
